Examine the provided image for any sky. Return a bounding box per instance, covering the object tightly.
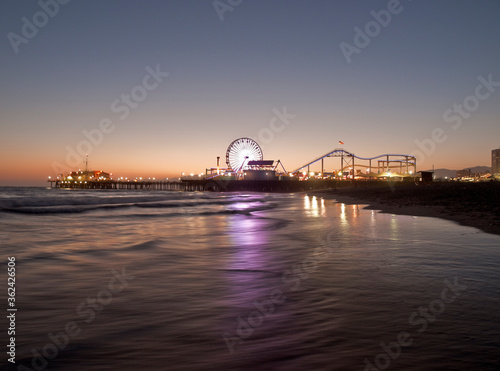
[1,0,499,186]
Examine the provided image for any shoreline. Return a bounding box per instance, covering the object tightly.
[308,182,500,236]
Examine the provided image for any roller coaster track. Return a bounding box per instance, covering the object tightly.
[292,148,416,173]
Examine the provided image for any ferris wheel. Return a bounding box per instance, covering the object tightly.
[226,138,263,172]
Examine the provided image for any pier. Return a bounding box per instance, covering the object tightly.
[47,139,419,192]
[48,179,186,191]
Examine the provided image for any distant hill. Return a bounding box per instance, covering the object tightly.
[422,166,491,179]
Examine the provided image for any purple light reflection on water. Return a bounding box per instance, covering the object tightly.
[224,215,274,298]
[222,214,288,337]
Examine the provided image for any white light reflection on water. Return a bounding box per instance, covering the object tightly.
[304,195,326,218]
[340,202,347,224]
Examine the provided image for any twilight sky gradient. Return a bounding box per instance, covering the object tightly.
[1,0,499,185]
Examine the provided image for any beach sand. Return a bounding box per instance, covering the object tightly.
[309,181,500,236]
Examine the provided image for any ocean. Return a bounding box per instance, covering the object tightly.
[1,187,499,370]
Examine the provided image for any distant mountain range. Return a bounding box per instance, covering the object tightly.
[422,166,491,179]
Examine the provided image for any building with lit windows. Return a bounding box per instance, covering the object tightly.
[493,149,500,178]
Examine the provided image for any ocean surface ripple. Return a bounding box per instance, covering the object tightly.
[1,187,499,370]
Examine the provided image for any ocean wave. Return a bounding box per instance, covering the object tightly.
[0,198,269,215]
[20,251,70,263]
[102,203,279,219]
[121,239,160,251]
[0,187,266,206]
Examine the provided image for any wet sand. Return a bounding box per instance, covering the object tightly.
[310,181,500,236]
